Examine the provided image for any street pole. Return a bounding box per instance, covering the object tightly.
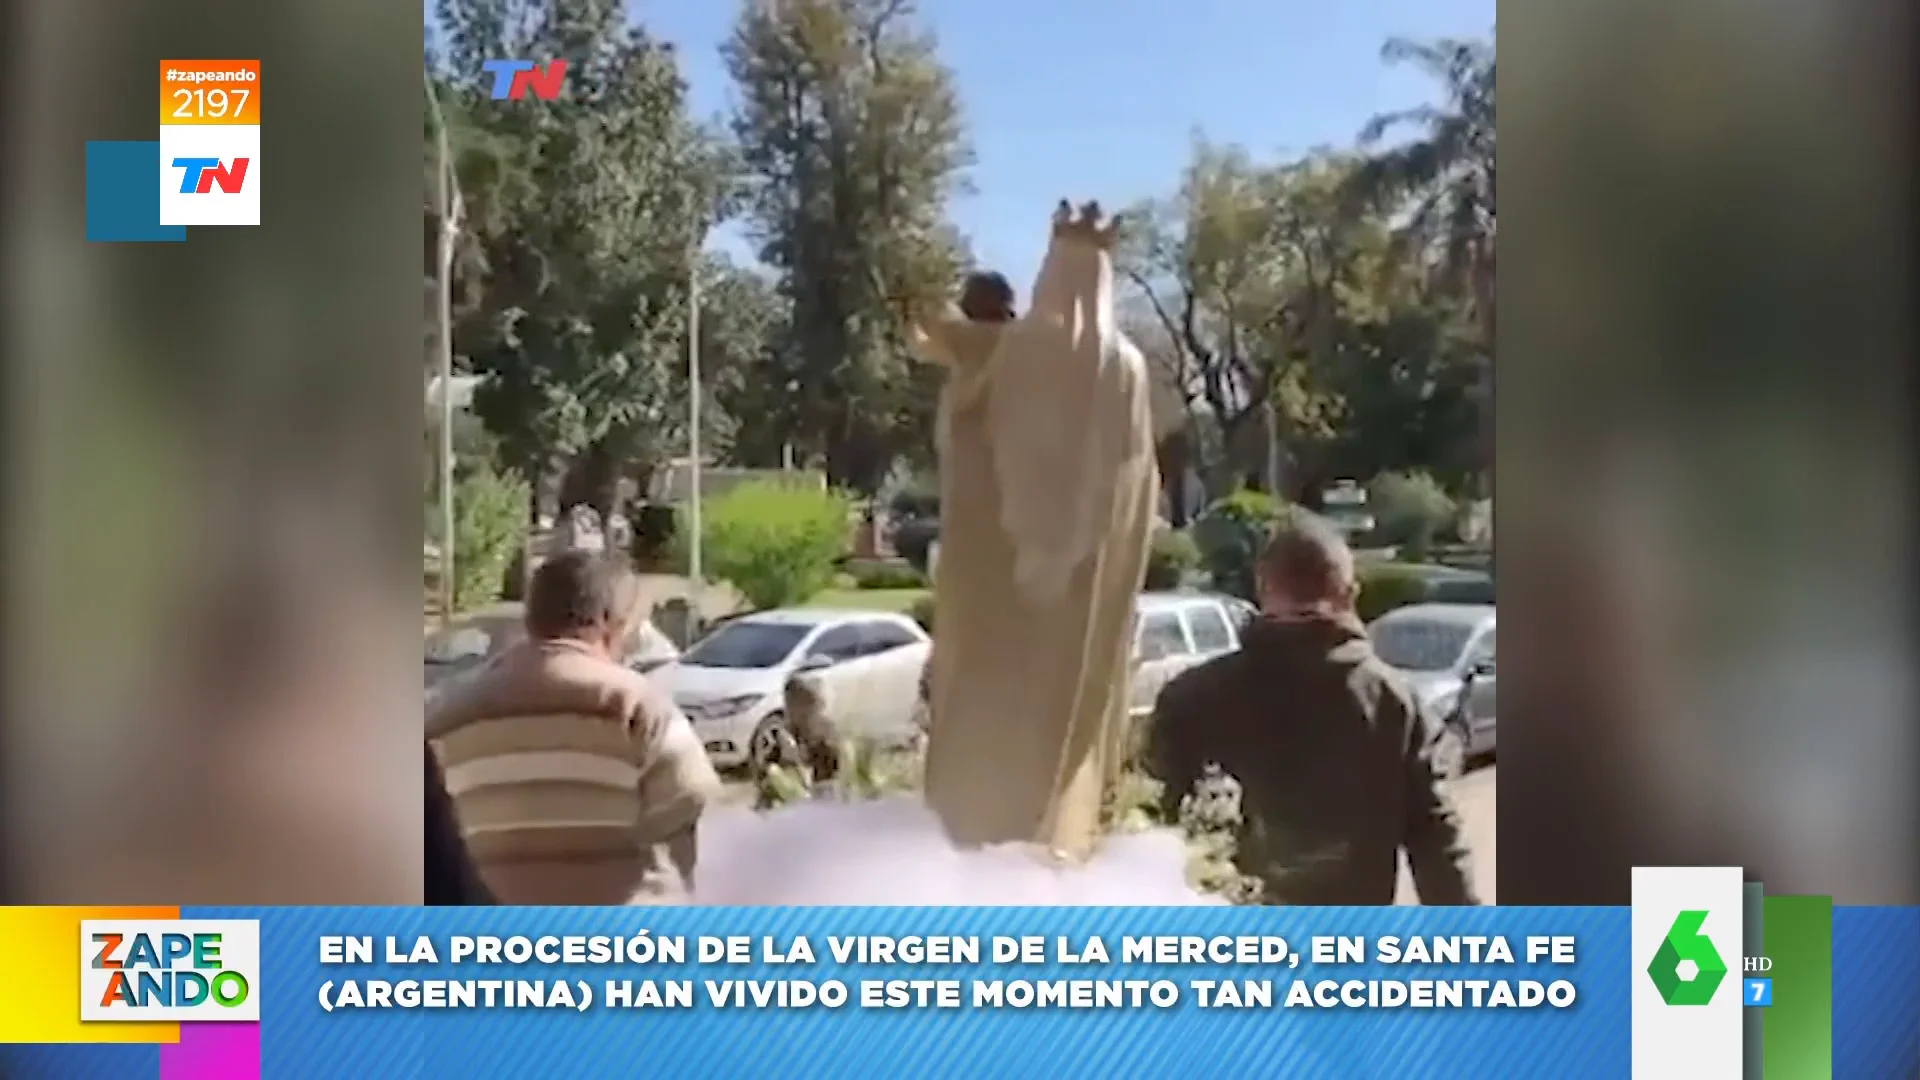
[686,252,703,635]
[426,75,460,625]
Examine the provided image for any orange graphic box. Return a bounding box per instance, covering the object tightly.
[159,60,261,126]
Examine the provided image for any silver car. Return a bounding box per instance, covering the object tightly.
[1366,602,1496,777]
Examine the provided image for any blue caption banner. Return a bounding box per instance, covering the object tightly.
[7,906,1919,1079]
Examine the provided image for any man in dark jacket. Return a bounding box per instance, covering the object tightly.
[1148,514,1479,905]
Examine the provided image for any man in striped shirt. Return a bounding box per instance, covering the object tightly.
[427,551,720,904]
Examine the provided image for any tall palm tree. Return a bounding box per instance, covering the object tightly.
[1350,35,1495,496]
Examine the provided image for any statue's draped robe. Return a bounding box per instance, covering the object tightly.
[912,227,1159,860]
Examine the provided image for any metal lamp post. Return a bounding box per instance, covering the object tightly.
[425,73,463,624]
[685,248,703,636]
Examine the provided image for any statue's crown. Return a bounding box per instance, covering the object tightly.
[1050,199,1121,250]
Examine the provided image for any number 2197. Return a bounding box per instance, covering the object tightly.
[173,88,248,119]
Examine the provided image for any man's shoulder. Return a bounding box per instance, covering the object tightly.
[583,658,680,723]
[482,643,676,722]
[1160,651,1245,711]
[1337,646,1421,723]
[1340,643,1409,686]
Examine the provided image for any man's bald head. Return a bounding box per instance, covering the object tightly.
[1256,510,1358,616]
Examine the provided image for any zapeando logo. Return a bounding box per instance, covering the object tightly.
[1647,910,1728,1005]
[80,919,261,1022]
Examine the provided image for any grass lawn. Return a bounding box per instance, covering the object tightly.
[808,587,929,613]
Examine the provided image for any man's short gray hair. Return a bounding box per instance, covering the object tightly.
[1256,509,1355,605]
[524,550,640,641]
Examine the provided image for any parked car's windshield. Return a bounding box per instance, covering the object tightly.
[1369,619,1474,673]
[1427,574,1495,604]
[681,621,810,670]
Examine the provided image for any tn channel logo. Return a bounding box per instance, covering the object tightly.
[1646,910,1729,1006]
[483,59,568,100]
[171,157,249,195]
[80,919,261,1022]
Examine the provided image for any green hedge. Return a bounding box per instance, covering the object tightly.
[1143,529,1201,590]
[684,482,854,610]
[844,559,929,591]
[886,486,940,520]
[1354,563,1432,622]
[891,519,940,572]
[437,464,529,613]
[630,504,679,569]
[1367,471,1458,558]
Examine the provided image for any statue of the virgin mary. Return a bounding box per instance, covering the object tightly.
[910,200,1160,860]
[663,202,1206,906]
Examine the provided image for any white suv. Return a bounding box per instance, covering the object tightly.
[1127,592,1251,718]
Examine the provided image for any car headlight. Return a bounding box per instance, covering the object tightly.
[682,694,763,721]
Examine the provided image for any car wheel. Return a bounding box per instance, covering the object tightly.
[1429,722,1466,781]
[748,713,799,775]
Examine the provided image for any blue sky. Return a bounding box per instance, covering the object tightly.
[431,1,1494,282]
[634,0,1493,285]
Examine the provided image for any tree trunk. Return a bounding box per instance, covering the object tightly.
[1222,410,1270,494]
[1155,431,1192,526]
[630,460,659,505]
[825,424,889,496]
[1473,249,1496,501]
[1262,399,1286,496]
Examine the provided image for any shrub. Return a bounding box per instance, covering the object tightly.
[1191,489,1284,599]
[753,733,1258,902]
[1368,471,1458,558]
[685,482,854,611]
[630,504,679,570]
[891,518,940,572]
[755,737,926,809]
[1143,529,1201,590]
[908,594,936,633]
[1355,563,1431,622]
[845,559,928,590]
[444,464,530,613]
[886,485,940,521]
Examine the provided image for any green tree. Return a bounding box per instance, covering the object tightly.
[431,0,732,517]
[1118,139,1283,498]
[1320,274,1482,489]
[1118,143,1372,502]
[1247,154,1382,497]
[701,260,798,469]
[1121,132,1489,508]
[1349,35,1496,492]
[724,0,972,494]
[1191,490,1284,600]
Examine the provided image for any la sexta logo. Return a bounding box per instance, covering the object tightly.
[1646,910,1728,1006]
